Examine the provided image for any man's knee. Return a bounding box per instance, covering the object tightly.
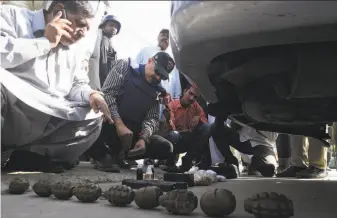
[196,122,212,138]
[148,135,174,159]
[166,131,181,145]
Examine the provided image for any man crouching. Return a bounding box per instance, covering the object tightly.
[87,52,176,172]
[1,1,112,173]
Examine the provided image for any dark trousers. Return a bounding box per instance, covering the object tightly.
[276,134,291,159]
[87,120,173,161]
[165,123,212,162]
[212,122,276,167]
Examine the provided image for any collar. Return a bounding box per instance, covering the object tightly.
[32,9,46,37]
[157,45,166,52]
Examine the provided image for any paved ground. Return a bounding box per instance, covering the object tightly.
[2,163,337,218]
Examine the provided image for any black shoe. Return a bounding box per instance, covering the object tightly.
[161,164,181,173]
[296,166,328,179]
[128,160,138,167]
[94,155,120,173]
[61,160,80,170]
[180,156,193,173]
[4,150,65,173]
[250,156,276,177]
[195,161,210,170]
[154,160,165,168]
[210,163,239,179]
[247,167,262,176]
[120,160,131,169]
[276,166,307,178]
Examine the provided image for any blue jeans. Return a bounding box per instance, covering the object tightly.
[165,123,212,160]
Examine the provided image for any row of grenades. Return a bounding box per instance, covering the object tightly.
[8,177,294,217]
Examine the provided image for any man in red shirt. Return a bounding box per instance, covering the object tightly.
[163,84,212,172]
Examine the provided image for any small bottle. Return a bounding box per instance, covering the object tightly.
[136,165,143,180]
[143,165,153,180]
[150,165,155,180]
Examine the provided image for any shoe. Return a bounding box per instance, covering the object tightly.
[128,160,138,167]
[250,156,276,177]
[4,150,65,173]
[247,167,262,176]
[179,156,193,173]
[154,160,165,168]
[276,165,287,174]
[94,155,120,173]
[211,163,240,179]
[119,160,131,169]
[296,166,328,179]
[161,164,181,173]
[61,159,80,170]
[276,166,307,178]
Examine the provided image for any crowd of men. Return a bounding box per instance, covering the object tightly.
[1,0,333,179]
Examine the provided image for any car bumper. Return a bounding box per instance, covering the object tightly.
[170,1,337,103]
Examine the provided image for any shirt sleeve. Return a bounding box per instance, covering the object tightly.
[195,102,208,123]
[101,59,129,119]
[141,101,160,140]
[67,58,94,103]
[0,7,51,69]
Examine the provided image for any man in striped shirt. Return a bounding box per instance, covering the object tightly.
[87,52,176,172]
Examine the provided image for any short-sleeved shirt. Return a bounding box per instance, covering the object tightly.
[167,99,208,131]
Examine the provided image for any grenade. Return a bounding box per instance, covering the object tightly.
[244,192,294,218]
[51,180,74,200]
[195,177,212,186]
[9,177,30,194]
[200,189,236,217]
[32,180,52,197]
[159,189,198,215]
[134,186,163,209]
[73,183,102,203]
[103,185,135,206]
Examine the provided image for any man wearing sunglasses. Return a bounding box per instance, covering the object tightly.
[87,52,176,172]
[162,84,212,172]
[1,1,112,173]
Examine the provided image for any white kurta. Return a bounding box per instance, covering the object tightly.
[0,6,101,121]
[0,5,104,163]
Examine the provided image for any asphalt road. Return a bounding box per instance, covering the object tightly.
[2,164,337,218]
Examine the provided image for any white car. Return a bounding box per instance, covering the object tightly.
[170,1,337,142]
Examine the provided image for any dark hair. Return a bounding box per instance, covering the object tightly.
[159,28,169,35]
[48,0,95,18]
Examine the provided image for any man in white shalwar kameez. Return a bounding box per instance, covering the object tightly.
[0,1,112,173]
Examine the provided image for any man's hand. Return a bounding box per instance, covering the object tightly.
[115,122,133,151]
[133,139,146,150]
[44,11,74,48]
[89,92,113,124]
[189,115,200,130]
[128,139,146,158]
